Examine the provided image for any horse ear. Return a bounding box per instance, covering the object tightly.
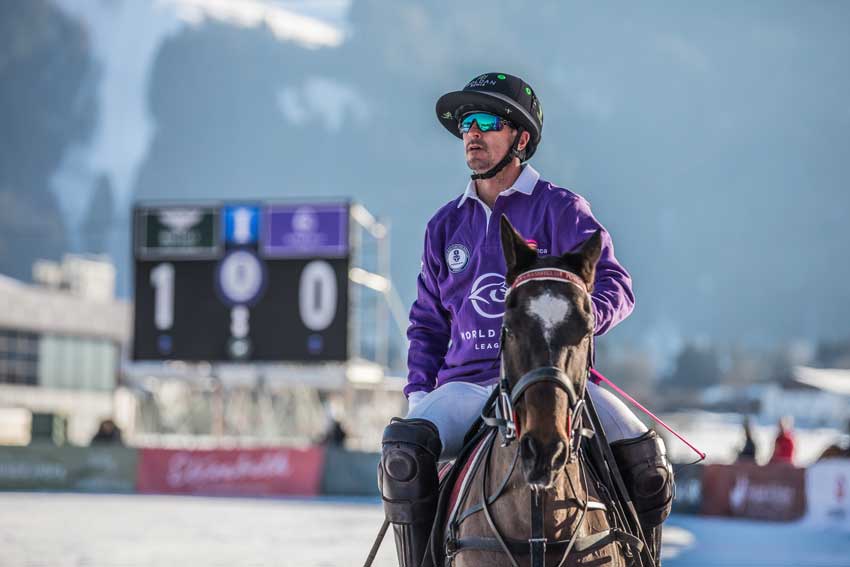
[572,230,603,288]
[500,215,537,284]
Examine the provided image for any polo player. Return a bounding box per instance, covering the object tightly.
[378,72,674,566]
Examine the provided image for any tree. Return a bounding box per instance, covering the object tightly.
[667,342,721,389]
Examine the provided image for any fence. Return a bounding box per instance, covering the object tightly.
[1,445,847,532]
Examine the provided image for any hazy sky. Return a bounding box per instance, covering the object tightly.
[30,1,850,360]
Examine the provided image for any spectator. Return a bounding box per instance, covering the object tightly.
[318,397,348,447]
[769,416,795,464]
[90,419,123,445]
[737,416,757,462]
[320,418,348,447]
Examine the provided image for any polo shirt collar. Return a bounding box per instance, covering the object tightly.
[457,164,540,208]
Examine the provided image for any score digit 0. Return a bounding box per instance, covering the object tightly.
[299,260,337,332]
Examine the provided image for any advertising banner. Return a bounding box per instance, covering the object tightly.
[223,204,260,246]
[320,447,380,496]
[805,458,849,531]
[137,446,325,496]
[136,206,220,259]
[702,462,806,521]
[264,203,349,258]
[671,462,704,515]
[0,446,138,492]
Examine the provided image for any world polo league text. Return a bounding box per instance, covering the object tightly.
[460,327,500,350]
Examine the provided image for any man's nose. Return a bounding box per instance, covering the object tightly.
[466,123,482,138]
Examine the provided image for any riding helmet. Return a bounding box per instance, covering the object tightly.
[435,72,543,160]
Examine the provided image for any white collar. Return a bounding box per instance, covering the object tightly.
[457,164,540,208]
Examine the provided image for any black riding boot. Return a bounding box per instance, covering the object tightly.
[378,418,442,567]
[611,430,674,565]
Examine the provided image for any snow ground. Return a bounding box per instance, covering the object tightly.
[0,493,847,566]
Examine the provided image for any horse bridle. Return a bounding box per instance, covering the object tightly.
[485,268,593,453]
[478,267,596,567]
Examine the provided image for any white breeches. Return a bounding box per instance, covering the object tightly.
[406,380,647,461]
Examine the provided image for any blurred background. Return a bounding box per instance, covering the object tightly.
[0,1,848,565]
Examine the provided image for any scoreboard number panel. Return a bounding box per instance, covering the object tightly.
[249,259,348,361]
[134,260,232,360]
[132,203,349,362]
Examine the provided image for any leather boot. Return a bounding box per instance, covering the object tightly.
[611,430,674,564]
[378,418,442,567]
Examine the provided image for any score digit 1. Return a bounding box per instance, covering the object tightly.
[150,263,175,355]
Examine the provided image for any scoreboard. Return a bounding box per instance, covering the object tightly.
[132,202,349,362]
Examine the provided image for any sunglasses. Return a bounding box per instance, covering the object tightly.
[458,112,512,134]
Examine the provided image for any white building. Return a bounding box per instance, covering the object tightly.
[0,255,131,445]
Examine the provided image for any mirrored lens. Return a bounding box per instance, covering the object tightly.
[459,113,502,133]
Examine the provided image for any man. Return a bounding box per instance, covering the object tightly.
[378,73,674,566]
[90,419,123,445]
[769,416,795,465]
[737,416,758,461]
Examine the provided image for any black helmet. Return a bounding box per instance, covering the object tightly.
[436,72,543,161]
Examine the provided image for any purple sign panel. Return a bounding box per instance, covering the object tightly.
[263,203,349,258]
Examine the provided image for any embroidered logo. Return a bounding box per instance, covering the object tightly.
[468,272,507,319]
[466,74,497,89]
[526,239,548,255]
[445,244,470,273]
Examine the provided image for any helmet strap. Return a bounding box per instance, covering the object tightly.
[470,127,525,181]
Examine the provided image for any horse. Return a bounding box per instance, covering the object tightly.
[434,216,649,567]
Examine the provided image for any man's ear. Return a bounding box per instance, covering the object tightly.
[500,215,537,284]
[517,130,531,152]
[569,230,603,289]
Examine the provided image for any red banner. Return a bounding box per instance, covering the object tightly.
[701,462,806,521]
[137,446,326,496]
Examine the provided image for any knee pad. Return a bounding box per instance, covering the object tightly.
[611,430,674,528]
[378,418,442,525]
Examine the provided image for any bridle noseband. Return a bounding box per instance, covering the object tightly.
[510,366,579,409]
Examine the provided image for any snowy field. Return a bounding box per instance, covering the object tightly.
[0,492,847,567]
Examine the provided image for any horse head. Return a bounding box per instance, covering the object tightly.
[499,215,602,489]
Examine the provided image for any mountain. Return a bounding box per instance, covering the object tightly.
[6,0,850,355]
[0,0,97,280]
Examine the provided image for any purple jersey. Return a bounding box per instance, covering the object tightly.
[405,165,634,397]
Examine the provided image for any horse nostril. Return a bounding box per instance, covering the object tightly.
[551,440,567,469]
[520,435,538,461]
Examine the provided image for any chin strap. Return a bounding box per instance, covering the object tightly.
[470,127,525,181]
